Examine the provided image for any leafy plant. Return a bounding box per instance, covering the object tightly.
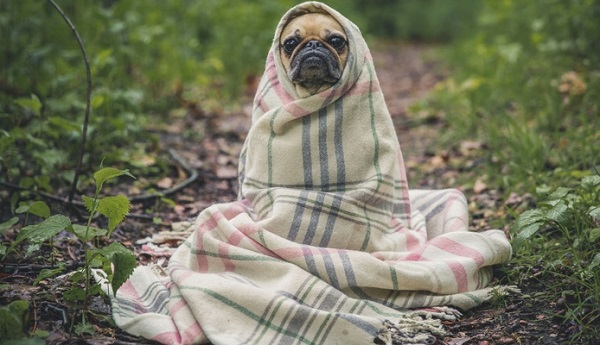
[0,299,45,344]
[2,167,137,331]
[0,300,29,341]
[511,174,600,341]
[423,0,600,192]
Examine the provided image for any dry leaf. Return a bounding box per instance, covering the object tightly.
[157,177,174,189]
[473,178,488,194]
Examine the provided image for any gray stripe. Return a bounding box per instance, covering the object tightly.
[334,99,346,183]
[302,115,313,186]
[321,248,340,289]
[316,291,347,344]
[243,294,283,345]
[319,194,342,247]
[288,190,308,241]
[318,107,329,186]
[339,252,371,300]
[303,193,325,244]
[292,285,338,345]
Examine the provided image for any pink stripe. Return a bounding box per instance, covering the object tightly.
[118,279,138,299]
[152,331,182,345]
[403,251,424,261]
[405,232,423,251]
[151,323,205,345]
[195,213,222,272]
[265,53,295,105]
[284,102,309,118]
[218,242,235,271]
[180,322,205,344]
[431,237,487,292]
[238,224,282,257]
[432,237,485,267]
[171,265,196,282]
[347,81,380,96]
[169,298,189,316]
[445,260,468,292]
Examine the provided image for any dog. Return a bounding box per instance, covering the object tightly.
[279,12,348,95]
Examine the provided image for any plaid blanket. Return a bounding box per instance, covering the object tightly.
[106,2,512,344]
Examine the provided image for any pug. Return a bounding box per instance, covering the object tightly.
[279,12,348,95]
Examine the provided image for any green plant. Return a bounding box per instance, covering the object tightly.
[423,0,600,193]
[0,298,46,344]
[511,174,600,342]
[2,167,137,333]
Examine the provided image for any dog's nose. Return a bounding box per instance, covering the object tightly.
[305,40,323,49]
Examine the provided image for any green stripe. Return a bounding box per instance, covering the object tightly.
[255,192,397,226]
[299,276,321,302]
[253,296,287,345]
[267,109,280,184]
[243,175,403,190]
[363,300,408,318]
[366,63,382,188]
[389,266,399,290]
[181,241,281,262]
[359,203,371,251]
[183,287,317,345]
[261,196,391,231]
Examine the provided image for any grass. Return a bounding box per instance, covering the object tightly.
[416,1,600,342]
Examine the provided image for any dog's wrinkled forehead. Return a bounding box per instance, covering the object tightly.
[279,11,346,43]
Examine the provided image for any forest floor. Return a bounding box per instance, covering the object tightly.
[1,43,577,344]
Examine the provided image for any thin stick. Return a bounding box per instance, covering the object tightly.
[46,0,92,206]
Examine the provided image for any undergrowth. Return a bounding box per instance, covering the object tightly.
[419,0,600,342]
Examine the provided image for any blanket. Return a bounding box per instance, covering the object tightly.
[106,2,512,344]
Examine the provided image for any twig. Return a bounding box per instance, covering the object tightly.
[46,0,92,207]
[0,149,202,217]
[129,149,199,202]
[1,262,83,274]
[32,298,38,334]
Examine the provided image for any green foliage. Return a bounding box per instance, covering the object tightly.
[0,300,44,344]
[0,300,30,341]
[418,1,600,341]
[327,0,482,42]
[2,166,136,334]
[0,0,481,200]
[512,176,600,250]
[425,0,600,191]
[511,175,600,341]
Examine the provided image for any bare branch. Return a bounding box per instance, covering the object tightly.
[46,0,92,206]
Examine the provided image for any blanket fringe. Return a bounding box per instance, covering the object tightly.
[374,307,460,345]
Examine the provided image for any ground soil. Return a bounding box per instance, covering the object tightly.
[0,43,587,344]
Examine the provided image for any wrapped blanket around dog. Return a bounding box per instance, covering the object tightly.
[105,2,512,344]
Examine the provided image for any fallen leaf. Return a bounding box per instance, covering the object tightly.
[503,192,522,206]
[429,155,447,169]
[157,177,174,189]
[447,337,471,345]
[460,140,482,156]
[473,178,488,194]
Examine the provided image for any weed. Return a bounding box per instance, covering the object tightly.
[1,167,137,334]
[511,175,600,341]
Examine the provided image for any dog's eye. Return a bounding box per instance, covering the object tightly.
[282,38,299,54]
[328,36,346,50]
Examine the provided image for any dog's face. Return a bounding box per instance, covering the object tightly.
[280,12,348,95]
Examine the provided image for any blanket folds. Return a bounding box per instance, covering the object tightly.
[106,2,512,344]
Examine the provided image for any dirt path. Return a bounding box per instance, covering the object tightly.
[1,44,567,344]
